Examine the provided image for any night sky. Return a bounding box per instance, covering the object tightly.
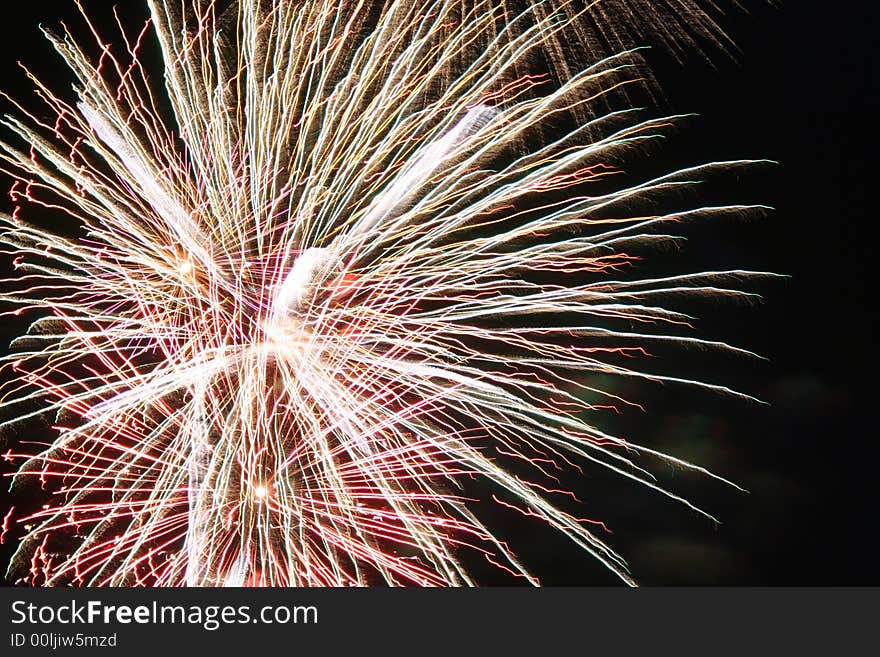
[0,1,876,586]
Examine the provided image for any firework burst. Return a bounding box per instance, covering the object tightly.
[0,0,772,586]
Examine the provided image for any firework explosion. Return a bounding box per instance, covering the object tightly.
[0,0,772,586]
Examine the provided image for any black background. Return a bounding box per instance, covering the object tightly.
[0,1,876,586]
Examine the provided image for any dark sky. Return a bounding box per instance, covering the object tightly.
[0,1,875,586]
